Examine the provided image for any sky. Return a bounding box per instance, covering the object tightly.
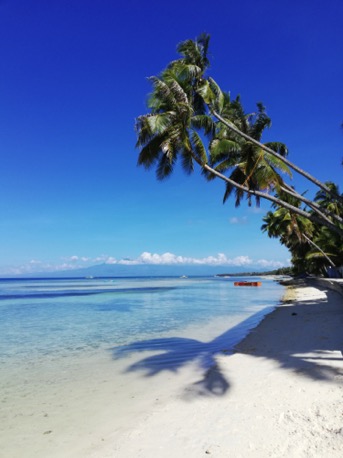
[0,0,342,275]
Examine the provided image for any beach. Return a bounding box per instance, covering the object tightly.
[96,280,343,457]
[1,279,343,457]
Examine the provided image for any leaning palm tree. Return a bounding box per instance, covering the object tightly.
[305,225,343,271]
[199,78,343,202]
[208,100,291,208]
[314,182,343,216]
[136,34,343,237]
[137,72,318,224]
[199,75,343,225]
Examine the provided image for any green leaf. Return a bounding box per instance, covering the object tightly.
[196,80,215,105]
[190,130,208,164]
[208,77,224,112]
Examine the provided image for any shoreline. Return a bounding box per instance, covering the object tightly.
[98,280,343,457]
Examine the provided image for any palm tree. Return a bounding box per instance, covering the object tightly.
[136,35,343,237]
[136,35,213,180]
[208,100,291,208]
[304,183,343,272]
[136,73,325,227]
[262,207,336,270]
[200,76,343,224]
[208,98,343,203]
[305,225,343,272]
[314,182,343,216]
[261,187,342,273]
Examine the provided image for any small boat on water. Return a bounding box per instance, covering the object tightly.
[234,281,262,287]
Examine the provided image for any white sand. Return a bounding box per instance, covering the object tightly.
[95,281,343,458]
[2,281,343,457]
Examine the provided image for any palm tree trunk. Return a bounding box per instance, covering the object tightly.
[302,234,336,267]
[280,184,343,225]
[211,109,343,204]
[202,163,343,237]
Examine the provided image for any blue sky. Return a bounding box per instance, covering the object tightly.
[0,0,342,275]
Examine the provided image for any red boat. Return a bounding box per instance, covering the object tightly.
[234,281,262,287]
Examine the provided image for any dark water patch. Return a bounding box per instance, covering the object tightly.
[0,291,100,300]
[0,286,176,301]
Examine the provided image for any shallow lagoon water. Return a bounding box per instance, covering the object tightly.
[0,276,284,363]
[0,276,284,457]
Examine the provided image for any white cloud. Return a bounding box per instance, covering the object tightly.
[0,251,290,275]
[0,261,81,276]
[229,216,248,224]
[249,207,265,214]
[256,259,285,268]
[116,252,253,266]
[93,255,110,262]
[63,255,89,263]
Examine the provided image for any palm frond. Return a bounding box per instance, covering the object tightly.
[176,34,210,71]
[209,138,240,165]
[208,77,224,113]
[163,76,189,106]
[147,77,177,110]
[191,114,216,137]
[305,251,336,260]
[263,153,292,177]
[156,141,176,180]
[196,79,215,105]
[223,181,235,204]
[248,105,271,140]
[166,62,203,82]
[265,142,288,157]
[143,112,173,136]
[224,168,247,206]
[190,130,208,164]
[135,115,156,146]
[181,148,194,175]
[137,134,165,169]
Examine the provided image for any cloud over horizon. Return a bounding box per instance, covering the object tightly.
[112,252,254,266]
[0,251,289,275]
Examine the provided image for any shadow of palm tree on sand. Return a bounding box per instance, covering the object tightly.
[112,307,275,397]
[112,286,343,398]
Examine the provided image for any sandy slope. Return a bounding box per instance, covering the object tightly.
[96,282,343,458]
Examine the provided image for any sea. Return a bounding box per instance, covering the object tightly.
[0,276,285,457]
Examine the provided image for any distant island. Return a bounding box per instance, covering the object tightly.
[216,267,293,277]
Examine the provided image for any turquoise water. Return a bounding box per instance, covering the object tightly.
[1,276,285,457]
[0,276,284,365]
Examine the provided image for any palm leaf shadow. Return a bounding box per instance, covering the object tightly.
[236,290,343,382]
[112,307,273,396]
[112,286,343,397]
